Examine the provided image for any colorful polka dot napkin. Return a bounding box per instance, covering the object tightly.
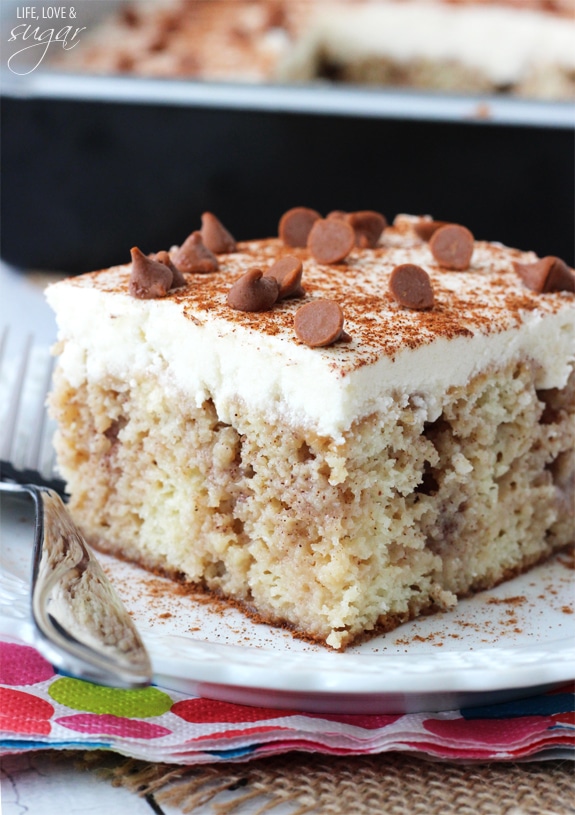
[0,639,573,763]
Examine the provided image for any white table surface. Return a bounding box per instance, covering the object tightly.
[1,752,164,815]
[0,262,59,345]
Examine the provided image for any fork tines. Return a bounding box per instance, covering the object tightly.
[0,327,66,495]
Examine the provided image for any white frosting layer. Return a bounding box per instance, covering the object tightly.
[285,3,575,85]
[46,222,575,440]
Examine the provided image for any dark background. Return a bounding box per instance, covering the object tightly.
[2,94,573,273]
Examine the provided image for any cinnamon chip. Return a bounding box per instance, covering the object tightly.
[414,219,450,242]
[389,264,435,310]
[326,210,386,247]
[263,256,304,299]
[346,210,387,248]
[201,212,237,254]
[279,207,321,248]
[294,300,347,347]
[307,219,355,265]
[154,250,186,287]
[227,268,279,312]
[513,256,575,294]
[173,231,219,273]
[429,224,474,270]
[129,247,174,299]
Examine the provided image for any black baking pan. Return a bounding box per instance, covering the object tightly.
[1,0,574,273]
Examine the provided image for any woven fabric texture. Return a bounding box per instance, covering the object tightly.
[81,750,575,815]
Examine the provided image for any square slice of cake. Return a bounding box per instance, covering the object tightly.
[46,210,575,649]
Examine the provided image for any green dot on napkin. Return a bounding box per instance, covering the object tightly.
[48,677,172,718]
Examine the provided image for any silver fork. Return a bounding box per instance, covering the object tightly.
[0,329,64,494]
[0,328,152,687]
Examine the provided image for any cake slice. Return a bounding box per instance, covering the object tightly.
[46,210,575,649]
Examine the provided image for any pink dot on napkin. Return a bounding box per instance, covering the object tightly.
[0,687,54,735]
[423,715,553,745]
[56,713,172,739]
[0,642,55,686]
[172,698,294,724]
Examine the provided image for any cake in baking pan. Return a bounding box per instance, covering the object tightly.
[46,208,575,649]
[53,0,575,100]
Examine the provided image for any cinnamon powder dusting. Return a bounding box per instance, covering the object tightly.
[67,216,574,376]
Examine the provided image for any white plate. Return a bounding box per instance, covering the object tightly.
[1,490,574,714]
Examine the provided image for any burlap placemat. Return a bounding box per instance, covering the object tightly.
[74,750,574,815]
